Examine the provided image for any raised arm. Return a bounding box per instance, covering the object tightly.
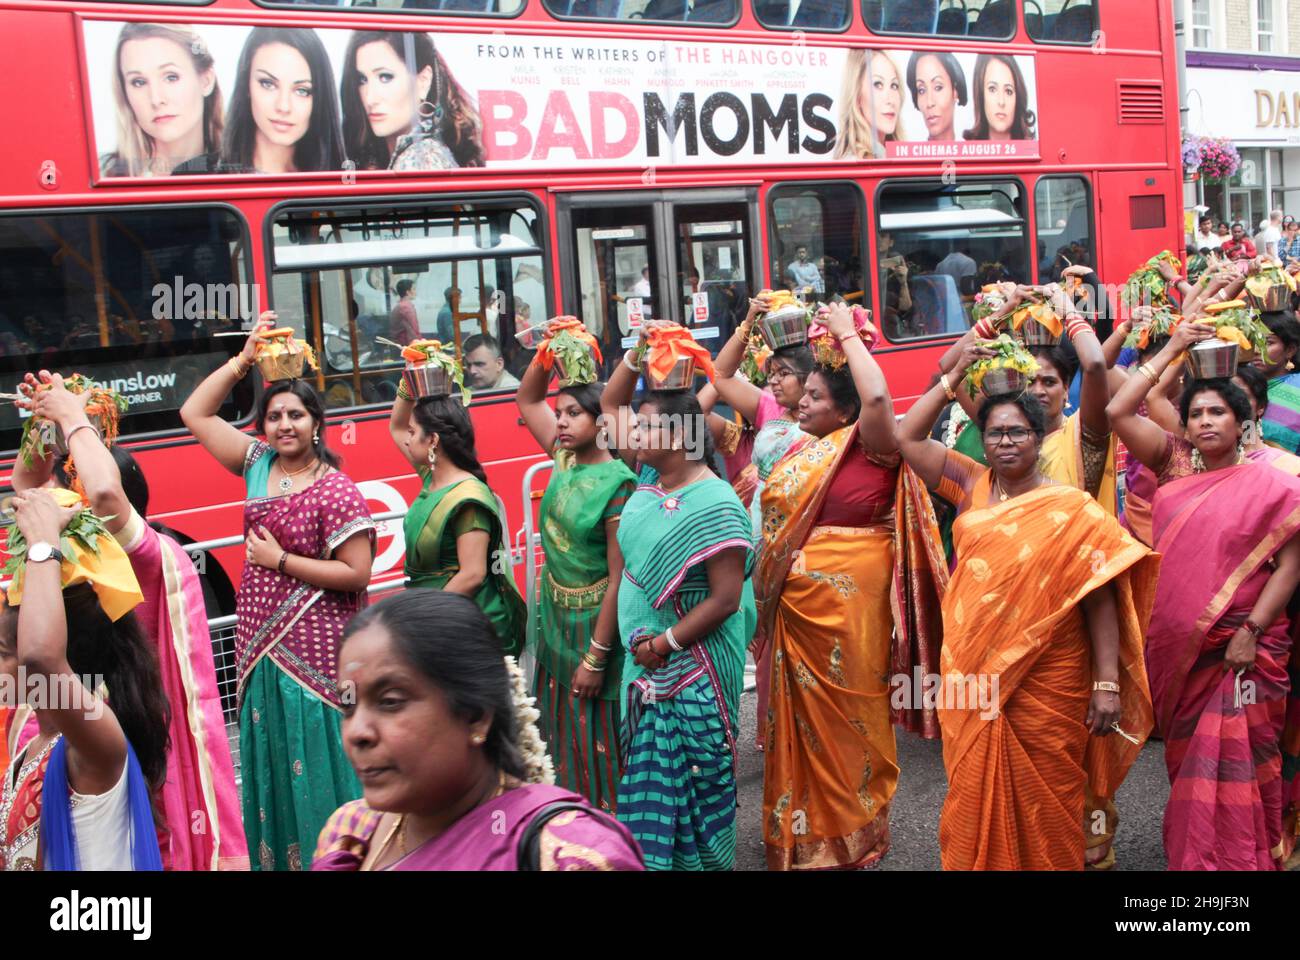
[899,340,993,489]
[710,296,769,422]
[1106,321,1215,471]
[823,304,897,454]
[515,355,557,454]
[1046,283,1110,438]
[29,374,131,535]
[388,388,421,470]
[601,325,653,471]
[11,490,127,796]
[180,313,270,476]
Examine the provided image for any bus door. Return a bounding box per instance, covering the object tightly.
[555,189,759,378]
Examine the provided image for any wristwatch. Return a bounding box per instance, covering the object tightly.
[27,542,64,564]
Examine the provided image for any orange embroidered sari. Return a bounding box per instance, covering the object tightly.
[938,480,1159,871]
[756,426,944,870]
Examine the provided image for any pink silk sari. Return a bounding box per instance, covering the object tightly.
[117,510,248,871]
[1148,463,1300,870]
[312,784,644,871]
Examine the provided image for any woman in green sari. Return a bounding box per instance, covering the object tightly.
[600,332,757,871]
[389,388,525,656]
[516,360,635,812]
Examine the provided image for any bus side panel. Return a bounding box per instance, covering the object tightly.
[1096,169,1183,302]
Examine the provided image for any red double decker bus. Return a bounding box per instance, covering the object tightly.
[0,0,1181,634]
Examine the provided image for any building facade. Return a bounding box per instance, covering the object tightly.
[1184,0,1300,230]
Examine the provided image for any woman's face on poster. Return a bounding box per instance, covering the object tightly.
[982,59,1018,139]
[250,42,314,150]
[355,41,432,139]
[914,54,957,141]
[120,37,213,146]
[861,55,902,140]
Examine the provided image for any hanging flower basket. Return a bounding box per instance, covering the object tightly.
[1184,134,1240,184]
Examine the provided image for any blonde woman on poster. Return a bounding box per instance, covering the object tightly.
[340,31,484,171]
[221,28,345,174]
[963,54,1037,142]
[906,51,967,143]
[100,23,224,177]
[834,49,907,160]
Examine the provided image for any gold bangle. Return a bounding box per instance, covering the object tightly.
[228,357,248,379]
[1092,680,1121,694]
[1137,363,1161,386]
[940,372,957,402]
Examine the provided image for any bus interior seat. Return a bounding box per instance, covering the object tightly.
[862,0,883,28]
[882,0,938,33]
[1023,6,1043,36]
[936,2,968,34]
[752,0,848,29]
[969,0,1013,37]
[687,0,735,23]
[1052,3,1095,42]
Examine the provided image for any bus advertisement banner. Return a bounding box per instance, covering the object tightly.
[79,20,1039,179]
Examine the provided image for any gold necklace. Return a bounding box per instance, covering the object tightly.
[363,814,405,871]
[276,458,319,493]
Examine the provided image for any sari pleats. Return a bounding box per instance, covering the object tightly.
[764,527,896,870]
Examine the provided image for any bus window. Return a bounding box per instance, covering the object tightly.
[0,206,254,451]
[1035,176,1094,282]
[543,0,738,24]
[768,182,866,307]
[258,0,525,15]
[753,0,851,31]
[875,179,1029,341]
[864,0,1016,38]
[1024,0,1098,44]
[270,199,547,406]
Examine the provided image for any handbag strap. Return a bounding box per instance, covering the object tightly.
[515,800,609,871]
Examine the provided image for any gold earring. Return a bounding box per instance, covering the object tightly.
[471,734,485,745]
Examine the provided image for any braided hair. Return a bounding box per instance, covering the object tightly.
[411,396,488,483]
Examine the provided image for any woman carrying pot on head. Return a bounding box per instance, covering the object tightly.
[756,303,934,870]
[709,293,813,750]
[514,322,635,812]
[1108,320,1300,870]
[181,312,376,871]
[599,321,756,871]
[389,350,525,656]
[314,591,644,871]
[898,339,1158,871]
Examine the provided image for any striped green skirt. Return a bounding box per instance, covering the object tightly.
[240,659,361,871]
[616,668,738,871]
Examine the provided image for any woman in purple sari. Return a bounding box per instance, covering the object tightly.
[1109,321,1300,870]
[314,591,643,871]
[182,314,376,871]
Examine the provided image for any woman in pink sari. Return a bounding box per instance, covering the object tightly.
[1109,321,1300,870]
[314,590,644,871]
[17,374,247,870]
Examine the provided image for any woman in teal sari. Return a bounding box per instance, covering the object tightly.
[600,333,757,871]
[389,387,525,656]
[181,313,374,871]
[516,359,635,812]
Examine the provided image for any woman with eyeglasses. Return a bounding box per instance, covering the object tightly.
[897,338,1158,871]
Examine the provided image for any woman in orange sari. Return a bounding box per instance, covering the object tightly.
[899,343,1159,870]
[757,304,941,870]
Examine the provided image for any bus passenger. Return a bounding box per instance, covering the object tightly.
[907,51,967,143]
[340,32,485,172]
[464,334,520,392]
[963,54,1037,142]
[834,49,907,160]
[181,315,376,870]
[100,23,224,177]
[221,28,345,174]
[389,278,421,346]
